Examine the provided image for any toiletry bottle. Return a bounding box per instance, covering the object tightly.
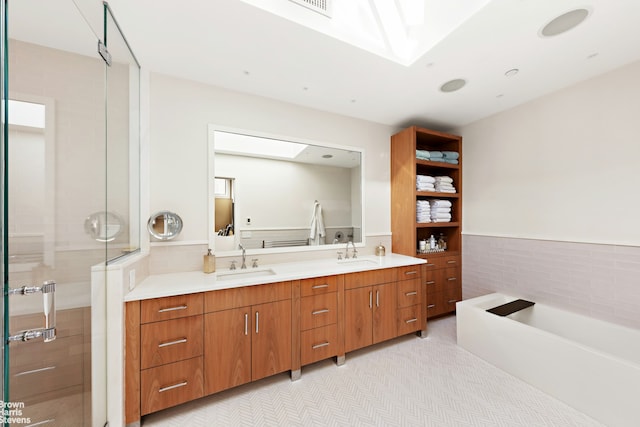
[429,234,436,250]
[204,249,216,273]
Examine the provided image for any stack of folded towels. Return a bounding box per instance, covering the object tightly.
[416,200,431,223]
[430,199,452,222]
[416,150,459,164]
[416,175,435,192]
[435,176,456,193]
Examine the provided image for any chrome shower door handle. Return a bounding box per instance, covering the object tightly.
[8,280,57,343]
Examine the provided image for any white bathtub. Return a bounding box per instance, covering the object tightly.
[457,293,640,427]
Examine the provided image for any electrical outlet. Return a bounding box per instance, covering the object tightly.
[246,217,251,225]
[129,269,136,290]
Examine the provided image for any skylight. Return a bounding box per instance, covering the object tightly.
[241,0,490,65]
[214,131,308,160]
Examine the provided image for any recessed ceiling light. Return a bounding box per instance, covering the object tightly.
[350,99,356,103]
[505,68,519,77]
[496,94,504,98]
[303,87,309,91]
[440,79,466,93]
[540,8,590,37]
[243,70,250,75]
[587,53,599,59]
[322,154,333,159]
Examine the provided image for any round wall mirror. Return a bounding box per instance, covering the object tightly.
[147,211,183,240]
[84,211,124,242]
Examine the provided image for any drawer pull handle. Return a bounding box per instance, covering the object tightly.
[159,381,188,393]
[158,338,187,348]
[312,342,330,349]
[426,281,435,285]
[425,263,435,267]
[376,290,379,307]
[405,318,418,324]
[312,309,330,315]
[447,260,457,264]
[244,313,248,336]
[14,365,56,377]
[312,284,329,289]
[404,270,418,275]
[369,291,372,309]
[427,304,436,308]
[255,311,259,334]
[448,277,457,281]
[158,305,187,313]
[405,291,418,297]
[448,299,458,304]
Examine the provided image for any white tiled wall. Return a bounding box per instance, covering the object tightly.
[462,234,640,329]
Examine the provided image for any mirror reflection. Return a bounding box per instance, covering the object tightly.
[147,211,183,241]
[210,129,363,253]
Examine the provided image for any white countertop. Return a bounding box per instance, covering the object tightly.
[125,253,426,302]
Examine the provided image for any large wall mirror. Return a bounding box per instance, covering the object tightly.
[208,125,364,255]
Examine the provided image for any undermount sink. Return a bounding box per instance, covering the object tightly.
[336,258,379,266]
[216,268,277,281]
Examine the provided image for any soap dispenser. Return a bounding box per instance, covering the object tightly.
[428,235,436,250]
[375,243,386,256]
[204,249,216,273]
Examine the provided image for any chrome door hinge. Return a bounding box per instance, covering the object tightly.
[98,40,112,66]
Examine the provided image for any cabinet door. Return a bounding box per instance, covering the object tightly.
[345,287,373,352]
[204,308,251,395]
[372,283,397,344]
[252,300,291,381]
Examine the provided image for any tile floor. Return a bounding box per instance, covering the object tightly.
[142,315,603,426]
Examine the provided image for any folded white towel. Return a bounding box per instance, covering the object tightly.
[430,207,451,213]
[432,218,452,223]
[430,200,452,208]
[435,176,453,183]
[435,184,455,190]
[417,175,435,182]
[435,188,456,193]
[431,212,451,220]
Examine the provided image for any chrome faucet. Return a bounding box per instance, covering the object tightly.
[345,241,357,259]
[239,243,247,269]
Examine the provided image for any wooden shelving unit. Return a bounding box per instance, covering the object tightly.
[391,126,462,318]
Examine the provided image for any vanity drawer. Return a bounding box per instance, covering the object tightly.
[397,305,422,336]
[301,325,338,366]
[422,258,444,271]
[300,293,337,330]
[300,275,338,296]
[10,335,83,401]
[443,255,460,268]
[424,269,443,294]
[397,278,422,308]
[141,315,203,369]
[205,281,291,312]
[141,356,204,415]
[396,265,421,281]
[344,268,396,289]
[426,292,446,317]
[141,293,203,324]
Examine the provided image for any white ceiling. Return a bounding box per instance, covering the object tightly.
[23,0,640,130]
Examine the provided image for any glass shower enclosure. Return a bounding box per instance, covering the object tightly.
[1,1,140,425]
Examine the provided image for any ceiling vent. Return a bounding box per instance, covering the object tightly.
[289,0,332,18]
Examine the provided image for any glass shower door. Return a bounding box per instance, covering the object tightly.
[4,1,106,424]
[1,1,139,425]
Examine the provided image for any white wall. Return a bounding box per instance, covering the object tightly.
[149,72,394,244]
[460,60,640,246]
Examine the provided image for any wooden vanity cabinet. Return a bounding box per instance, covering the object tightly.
[137,293,205,416]
[396,265,424,335]
[298,275,343,366]
[203,281,292,395]
[344,268,397,352]
[423,254,461,318]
